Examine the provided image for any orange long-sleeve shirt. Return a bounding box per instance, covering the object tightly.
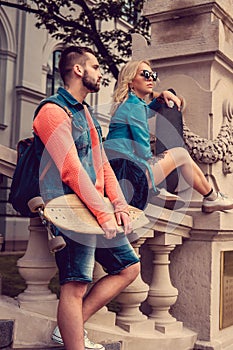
[33,103,129,225]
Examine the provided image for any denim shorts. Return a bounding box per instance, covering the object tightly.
[54,232,140,285]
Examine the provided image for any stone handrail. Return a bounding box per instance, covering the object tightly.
[0,144,17,178]
[0,145,17,251]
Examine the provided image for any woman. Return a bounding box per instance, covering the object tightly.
[104,59,233,213]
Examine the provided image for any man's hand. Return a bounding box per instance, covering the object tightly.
[101,217,118,239]
[101,212,133,239]
[115,211,133,235]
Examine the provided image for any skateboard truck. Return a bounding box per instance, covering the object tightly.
[28,196,66,253]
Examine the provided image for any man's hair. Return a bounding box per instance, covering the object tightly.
[59,46,95,84]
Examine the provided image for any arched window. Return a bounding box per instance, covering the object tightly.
[0,19,9,129]
[46,50,63,96]
[121,0,139,25]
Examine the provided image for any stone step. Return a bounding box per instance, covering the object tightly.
[11,344,121,349]
[0,319,121,350]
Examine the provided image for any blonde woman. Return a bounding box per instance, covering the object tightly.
[104,60,233,213]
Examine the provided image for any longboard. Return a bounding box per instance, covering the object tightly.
[42,194,149,234]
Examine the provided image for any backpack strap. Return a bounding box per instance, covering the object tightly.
[34,95,73,120]
[34,95,73,181]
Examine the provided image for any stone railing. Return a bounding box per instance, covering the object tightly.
[0,144,197,350]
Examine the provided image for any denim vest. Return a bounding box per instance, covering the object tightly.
[34,87,103,202]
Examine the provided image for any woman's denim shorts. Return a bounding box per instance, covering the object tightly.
[54,230,140,285]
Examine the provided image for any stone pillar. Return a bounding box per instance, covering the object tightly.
[133,0,233,204]
[170,211,233,350]
[146,235,183,334]
[0,235,3,295]
[17,217,58,318]
[115,233,154,332]
[141,205,192,333]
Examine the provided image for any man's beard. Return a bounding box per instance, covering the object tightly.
[82,70,100,92]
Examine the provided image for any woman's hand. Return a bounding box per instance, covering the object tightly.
[161,90,182,111]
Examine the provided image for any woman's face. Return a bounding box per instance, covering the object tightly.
[130,62,157,99]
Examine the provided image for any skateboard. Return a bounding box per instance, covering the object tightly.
[151,94,185,193]
[28,194,149,252]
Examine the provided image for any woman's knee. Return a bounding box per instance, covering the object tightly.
[168,147,190,165]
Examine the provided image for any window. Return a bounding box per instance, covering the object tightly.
[46,50,63,96]
[121,0,140,25]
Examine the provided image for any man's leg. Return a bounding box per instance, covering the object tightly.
[54,233,139,349]
[83,262,140,322]
[57,281,88,350]
[53,232,97,350]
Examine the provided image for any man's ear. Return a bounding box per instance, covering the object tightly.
[74,64,83,77]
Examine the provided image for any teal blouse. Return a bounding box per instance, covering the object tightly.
[104,92,158,193]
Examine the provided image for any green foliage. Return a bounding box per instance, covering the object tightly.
[2,0,150,83]
[0,254,26,297]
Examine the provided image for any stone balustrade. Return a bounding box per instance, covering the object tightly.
[0,143,197,349]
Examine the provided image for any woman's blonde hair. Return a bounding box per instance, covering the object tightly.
[110,59,151,115]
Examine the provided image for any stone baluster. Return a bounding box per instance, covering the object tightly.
[17,217,58,318]
[0,234,3,295]
[146,233,183,333]
[115,229,155,332]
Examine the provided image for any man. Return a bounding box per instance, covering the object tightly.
[33,46,140,350]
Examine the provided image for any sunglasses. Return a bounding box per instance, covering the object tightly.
[140,70,158,82]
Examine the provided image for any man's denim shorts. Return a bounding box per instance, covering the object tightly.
[54,230,140,285]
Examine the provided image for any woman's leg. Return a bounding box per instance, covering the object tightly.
[149,147,211,196]
[148,147,233,212]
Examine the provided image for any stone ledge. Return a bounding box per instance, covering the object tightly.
[11,343,121,350]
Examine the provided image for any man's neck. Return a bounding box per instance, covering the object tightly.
[66,86,88,104]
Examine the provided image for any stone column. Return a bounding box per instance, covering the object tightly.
[170,210,233,349]
[115,232,154,332]
[0,235,3,295]
[17,217,58,318]
[141,204,192,333]
[146,235,183,333]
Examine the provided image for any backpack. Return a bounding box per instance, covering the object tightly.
[8,98,72,217]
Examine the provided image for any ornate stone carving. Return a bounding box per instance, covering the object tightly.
[183,100,233,174]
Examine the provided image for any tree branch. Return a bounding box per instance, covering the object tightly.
[0,0,148,81]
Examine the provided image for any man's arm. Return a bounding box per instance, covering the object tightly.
[101,148,132,235]
[33,103,113,226]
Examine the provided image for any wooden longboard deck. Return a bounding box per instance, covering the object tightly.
[44,194,149,234]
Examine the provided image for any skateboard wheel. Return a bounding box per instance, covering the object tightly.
[28,196,45,213]
[48,236,66,253]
